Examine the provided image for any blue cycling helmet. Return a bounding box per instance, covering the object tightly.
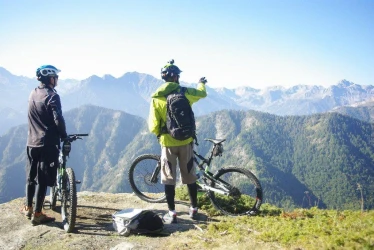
[161,59,182,80]
[36,65,61,78]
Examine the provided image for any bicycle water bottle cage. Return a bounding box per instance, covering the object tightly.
[63,141,71,156]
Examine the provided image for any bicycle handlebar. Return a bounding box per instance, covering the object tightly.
[68,134,89,137]
[62,133,89,143]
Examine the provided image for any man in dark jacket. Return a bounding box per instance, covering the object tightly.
[20,65,68,225]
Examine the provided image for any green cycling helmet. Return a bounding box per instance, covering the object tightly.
[161,59,182,80]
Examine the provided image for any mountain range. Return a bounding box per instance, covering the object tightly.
[1,66,374,210]
[1,105,373,210]
[1,66,374,135]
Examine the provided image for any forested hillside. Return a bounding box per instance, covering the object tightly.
[1,105,373,210]
[197,110,374,210]
[331,101,374,123]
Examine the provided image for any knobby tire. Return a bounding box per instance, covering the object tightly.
[50,186,58,211]
[208,167,263,216]
[128,154,166,203]
[61,168,77,233]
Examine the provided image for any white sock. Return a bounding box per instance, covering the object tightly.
[169,210,176,216]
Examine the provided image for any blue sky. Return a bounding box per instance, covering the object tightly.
[0,0,373,89]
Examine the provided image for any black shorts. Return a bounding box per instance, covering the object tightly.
[26,146,59,187]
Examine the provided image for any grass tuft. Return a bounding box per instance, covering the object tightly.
[175,186,374,249]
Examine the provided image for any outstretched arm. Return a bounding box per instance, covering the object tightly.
[186,82,207,104]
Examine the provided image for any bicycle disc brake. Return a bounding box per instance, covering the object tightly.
[144,173,158,185]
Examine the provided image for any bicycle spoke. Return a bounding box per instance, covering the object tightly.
[129,154,166,203]
[210,168,262,216]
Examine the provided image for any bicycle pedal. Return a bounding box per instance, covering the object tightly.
[75,180,81,184]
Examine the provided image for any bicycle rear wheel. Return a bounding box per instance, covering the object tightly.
[209,168,262,216]
[128,154,166,203]
[61,168,77,232]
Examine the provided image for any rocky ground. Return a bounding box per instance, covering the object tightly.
[0,192,280,250]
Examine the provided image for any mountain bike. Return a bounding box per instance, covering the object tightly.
[49,133,88,232]
[128,138,263,216]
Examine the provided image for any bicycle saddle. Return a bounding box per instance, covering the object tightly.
[205,138,226,144]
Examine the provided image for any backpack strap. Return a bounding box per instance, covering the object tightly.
[160,86,185,135]
[160,87,180,135]
[179,87,199,145]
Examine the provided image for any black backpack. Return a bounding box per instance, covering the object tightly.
[162,87,197,143]
[136,211,164,233]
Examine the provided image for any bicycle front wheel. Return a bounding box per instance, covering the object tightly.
[209,168,263,216]
[50,186,58,211]
[128,154,166,203]
[61,168,77,233]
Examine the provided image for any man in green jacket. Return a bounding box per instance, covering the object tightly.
[148,60,207,223]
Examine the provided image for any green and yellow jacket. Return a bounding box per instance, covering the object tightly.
[148,81,207,147]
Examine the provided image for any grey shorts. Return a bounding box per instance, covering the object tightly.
[160,143,197,185]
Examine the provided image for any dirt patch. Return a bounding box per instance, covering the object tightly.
[0,191,212,250]
[0,192,282,250]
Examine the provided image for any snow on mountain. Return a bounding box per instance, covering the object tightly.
[1,66,373,135]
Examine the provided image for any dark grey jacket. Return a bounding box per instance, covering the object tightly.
[27,85,67,147]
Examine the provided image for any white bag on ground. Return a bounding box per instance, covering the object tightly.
[112,208,164,237]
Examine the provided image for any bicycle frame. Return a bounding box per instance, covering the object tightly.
[56,137,75,195]
[58,145,68,188]
[146,139,234,197]
[56,149,75,200]
[147,139,230,195]
[49,133,88,232]
[193,146,233,196]
[129,137,263,215]
[50,134,88,209]
[58,133,88,182]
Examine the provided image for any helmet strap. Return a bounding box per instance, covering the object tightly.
[50,76,57,89]
[39,76,49,85]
